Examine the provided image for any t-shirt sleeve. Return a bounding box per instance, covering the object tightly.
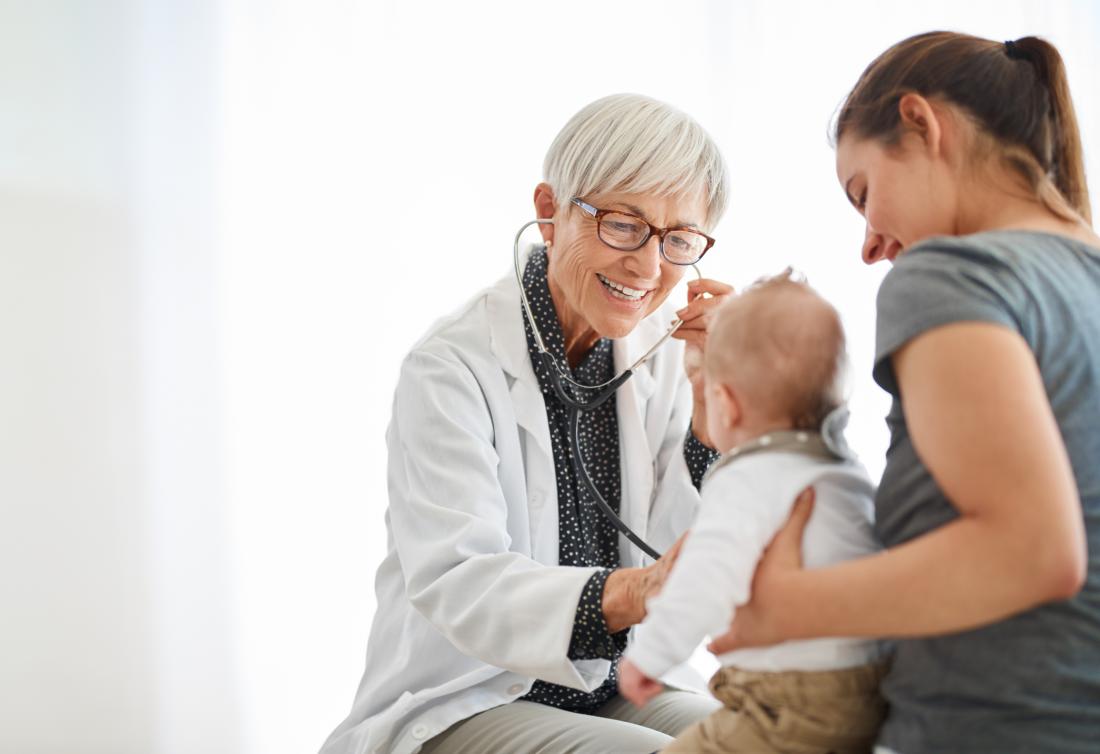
[873,241,1029,395]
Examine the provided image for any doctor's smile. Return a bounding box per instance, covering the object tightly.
[595,273,651,303]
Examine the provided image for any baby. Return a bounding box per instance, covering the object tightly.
[619,272,887,754]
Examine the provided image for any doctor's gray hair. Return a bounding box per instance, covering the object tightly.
[543,94,729,231]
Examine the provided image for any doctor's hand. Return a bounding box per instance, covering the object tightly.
[617,658,663,708]
[673,278,734,448]
[708,487,815,655]
[602,531,689,633]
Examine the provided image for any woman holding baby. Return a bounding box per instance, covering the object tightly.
[702,31,1100,754]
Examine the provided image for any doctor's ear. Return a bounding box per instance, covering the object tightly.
[533,183,557,246]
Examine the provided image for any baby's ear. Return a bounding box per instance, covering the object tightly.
[714,381,742,430]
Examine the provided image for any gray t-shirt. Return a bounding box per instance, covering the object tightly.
[872,230,1100,754]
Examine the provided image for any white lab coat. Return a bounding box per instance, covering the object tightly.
[320,263,703,754]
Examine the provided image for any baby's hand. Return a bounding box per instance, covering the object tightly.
[617,658,663,708]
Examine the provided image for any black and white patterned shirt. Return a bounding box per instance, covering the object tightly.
[519,247,718,712]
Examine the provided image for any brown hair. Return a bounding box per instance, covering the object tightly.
[705,271,847,432]
[835,32,1091,225]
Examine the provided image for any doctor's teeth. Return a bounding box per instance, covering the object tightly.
[598,274,647,300]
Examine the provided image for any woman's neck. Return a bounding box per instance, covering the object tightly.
[956,171,1100,247]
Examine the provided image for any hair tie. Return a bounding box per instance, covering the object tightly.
[1004,39,1024,60]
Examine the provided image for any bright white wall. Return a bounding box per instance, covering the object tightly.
[1,2,240,753]
[0,4,155,751]
[3,2,1098,753]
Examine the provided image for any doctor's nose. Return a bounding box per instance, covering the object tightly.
[625,235,663,279]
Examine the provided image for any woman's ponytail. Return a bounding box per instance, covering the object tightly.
[1011,36,1091,224]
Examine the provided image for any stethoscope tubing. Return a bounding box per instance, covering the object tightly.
[567,404,663,560]
[515,217,696,561]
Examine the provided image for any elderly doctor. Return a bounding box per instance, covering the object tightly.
[322,94,733,754]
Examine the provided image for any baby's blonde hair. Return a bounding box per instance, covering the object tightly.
[705,271,848,431]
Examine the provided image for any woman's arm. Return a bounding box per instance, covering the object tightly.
[713,322,1086,648]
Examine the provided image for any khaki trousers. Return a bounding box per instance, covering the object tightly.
[419,688,719,754]
[664,662,889,754]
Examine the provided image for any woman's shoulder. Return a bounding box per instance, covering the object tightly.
[880,229,1100,322]
[876,230,1062,305]
[872,233,1042,394]
[896,231,1016,272]
[900,228,1097,273]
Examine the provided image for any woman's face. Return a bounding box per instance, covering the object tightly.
[835,132,957,265]
[541,189,707,342]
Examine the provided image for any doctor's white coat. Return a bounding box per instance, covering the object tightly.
[321,266,704,754]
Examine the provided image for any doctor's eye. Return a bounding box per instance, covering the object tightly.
[608,219,643,234]
[599,214,648,246]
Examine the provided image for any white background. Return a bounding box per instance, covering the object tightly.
[2,2,1098,752]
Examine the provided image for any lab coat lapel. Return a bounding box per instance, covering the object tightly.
[614,321,658,568]
[487,271,558,565]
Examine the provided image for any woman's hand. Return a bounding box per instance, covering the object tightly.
[673,278,734,447]
[708,488,815,655]
[602,531,689,633]
[617,658,663,707]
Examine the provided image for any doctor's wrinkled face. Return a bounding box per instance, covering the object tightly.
[546,191,704,345]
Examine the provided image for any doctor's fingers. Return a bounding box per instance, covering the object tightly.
[674,292,730,331]
[687,277,735,301]
[670,327,707,351]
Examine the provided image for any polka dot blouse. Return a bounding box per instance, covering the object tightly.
[519,247,718,713]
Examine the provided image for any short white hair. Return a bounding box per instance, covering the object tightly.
[543,93,729,231]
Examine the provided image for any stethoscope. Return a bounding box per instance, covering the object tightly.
[513,219,702,560]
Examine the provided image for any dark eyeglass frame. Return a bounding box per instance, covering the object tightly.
[570,197,715,265]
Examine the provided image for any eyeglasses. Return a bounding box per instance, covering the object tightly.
[571,198,714,265]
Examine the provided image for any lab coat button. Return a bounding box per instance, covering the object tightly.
[508,683,524,695]
[411,725,428,740]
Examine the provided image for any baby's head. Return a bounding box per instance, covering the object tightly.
[704,271,847,453]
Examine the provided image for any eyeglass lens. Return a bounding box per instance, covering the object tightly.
[597,212,707,264]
